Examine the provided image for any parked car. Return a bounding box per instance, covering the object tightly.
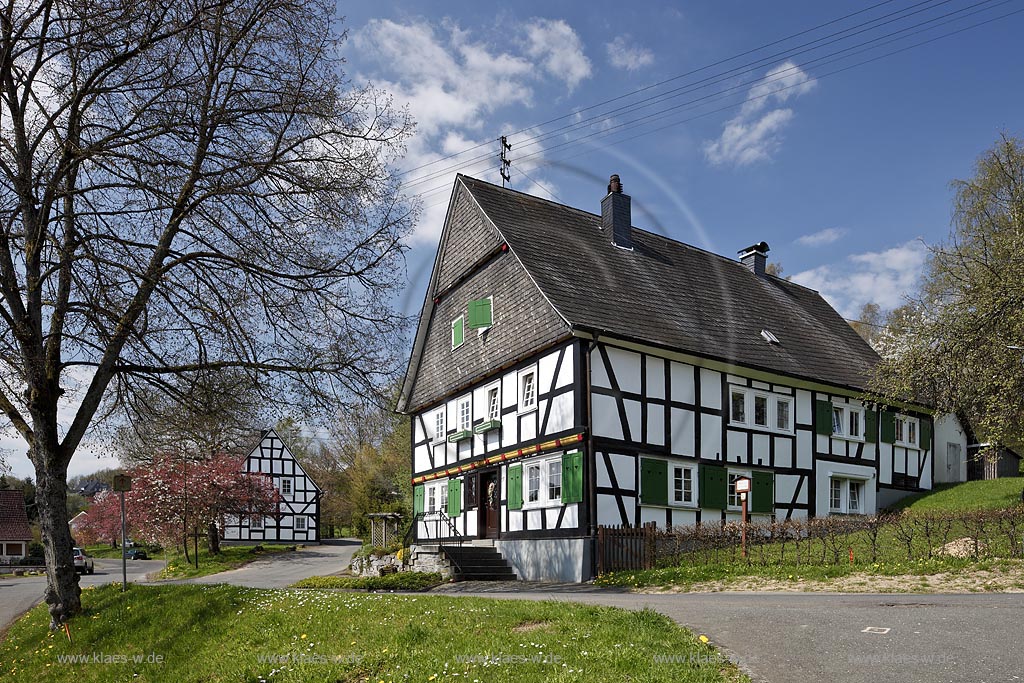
[72,547,94,575]
[125,548,148,560]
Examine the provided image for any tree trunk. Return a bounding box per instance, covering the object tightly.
[33,449,82,628]
[207,521,220,555]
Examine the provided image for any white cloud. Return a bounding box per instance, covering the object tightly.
[796,227,847,247]
[704,61,816,167]
[523,18,592,91]
[792,240,927,319]
[605,36,654,72]
[353,18,587,244]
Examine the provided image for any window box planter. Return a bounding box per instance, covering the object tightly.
[473,420,502,434]
[447,430,472,443]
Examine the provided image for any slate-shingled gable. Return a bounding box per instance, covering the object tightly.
[458,175,880,391]
[0,490,32,542]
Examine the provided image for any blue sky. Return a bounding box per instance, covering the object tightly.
[339,0,1024,321]
[5,0,1022,481]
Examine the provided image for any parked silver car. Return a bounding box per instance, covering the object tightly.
[72,547,94,575]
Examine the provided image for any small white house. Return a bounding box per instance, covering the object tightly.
[222,429,321,544]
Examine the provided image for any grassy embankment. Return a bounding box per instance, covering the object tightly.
[0,584,747,683]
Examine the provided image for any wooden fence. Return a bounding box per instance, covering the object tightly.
[597,522,656,574]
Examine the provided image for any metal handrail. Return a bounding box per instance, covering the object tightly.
[403,510,466,575]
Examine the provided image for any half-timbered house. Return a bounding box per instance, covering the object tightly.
[222,429,322,544]
[398,173,967,582]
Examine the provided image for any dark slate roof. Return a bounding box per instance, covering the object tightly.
[459,175,881,391]
[0,489,33,541]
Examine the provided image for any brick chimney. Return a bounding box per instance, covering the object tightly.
[738,241,770,276]
[601,174,632,249]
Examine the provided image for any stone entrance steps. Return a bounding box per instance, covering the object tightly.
[440,544,516,581]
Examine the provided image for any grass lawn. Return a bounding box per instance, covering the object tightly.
[82,545,127,560]
[292,572,445,591]
[156,544,292,580]
[0,584,747,683]
[891,479,1024,511]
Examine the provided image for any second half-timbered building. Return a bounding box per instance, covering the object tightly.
[221,429,322,544]
[398,173,967,582]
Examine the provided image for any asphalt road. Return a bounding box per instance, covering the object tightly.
[443,587,1024,683]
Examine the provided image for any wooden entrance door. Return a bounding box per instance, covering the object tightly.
[480,471,500,538]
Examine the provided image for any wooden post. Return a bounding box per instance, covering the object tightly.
[741,493,748,560]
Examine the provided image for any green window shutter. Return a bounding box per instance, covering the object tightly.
[468,298,493,329]
[451,317,464,348]
[815,400,833,436]
[751,471,775,515]
[699,464,728,509]
[920,419,932,451]
[639,457,668,506]
[865,409,878,444]
[880,410,896,444]
[447,479,461,517]
[413,485,424,515]
[507,464,523,510]
[561,451,584,504]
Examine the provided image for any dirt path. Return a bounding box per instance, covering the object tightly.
[640,564,1024,594]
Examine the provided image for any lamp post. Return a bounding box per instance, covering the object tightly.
[735,477,752,559]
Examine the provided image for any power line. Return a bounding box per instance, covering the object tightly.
[397,0,987,194]
[394,0,909,179]
[408,0,1019,208]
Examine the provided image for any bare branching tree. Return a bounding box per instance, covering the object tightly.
[0,0,413,626]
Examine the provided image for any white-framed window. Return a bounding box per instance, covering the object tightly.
[295,516,307,531]
[457,396,471,432]
[523,454,562,508]
[250,516,263,529]
[753,393,769,428]
[829,476,866,514]
[518,367,537,413]
[280,478,293,497]
[432,408,446,443]
[486,385,500,421]
[671,463,697,506]
[730,389,746,424]
[727,469,752,510]
[895,415,919,447]
[729,386,793,434]
[547,460,561,500]
[451,315,465,349]
[831,403,865,441]
[775,397,792,432]
[425,479,448,514]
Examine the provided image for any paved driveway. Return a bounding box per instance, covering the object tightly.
[438,587,1024,683]
[183,539,360,588]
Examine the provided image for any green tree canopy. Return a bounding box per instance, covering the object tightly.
[871,134,1024,453]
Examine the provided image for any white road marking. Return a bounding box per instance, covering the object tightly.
[861,626,891,634]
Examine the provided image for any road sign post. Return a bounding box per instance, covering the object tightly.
[113,475,132,592]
